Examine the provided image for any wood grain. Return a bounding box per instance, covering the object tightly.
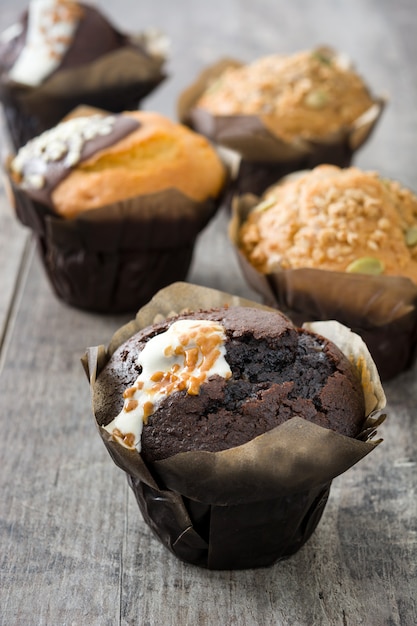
[0,1,416,625]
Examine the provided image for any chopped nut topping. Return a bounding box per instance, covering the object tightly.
[239,165,417,283]
[112,428,135,449]
[104,320,232,451]
[11,115,116,189]
[197,48,375,141]
[125,399,138,412]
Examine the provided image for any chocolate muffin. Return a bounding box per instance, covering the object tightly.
[0,0,167,148]
[97,306,366,463]
[84,281,385,570]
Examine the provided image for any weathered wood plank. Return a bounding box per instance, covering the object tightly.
[0,192,28,345]
[0,114,29,344]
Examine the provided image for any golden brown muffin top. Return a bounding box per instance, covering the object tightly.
[196,48,375,142]
[239,165,417,283]
[53,111,226,218]
[10,110,226,219]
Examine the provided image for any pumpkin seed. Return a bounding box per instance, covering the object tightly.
[205,78,224,94]
[305,90,328,109]
[254,196,277,213]
[405,225,417,246]
[346,256,385,275]
[311,50,332,65]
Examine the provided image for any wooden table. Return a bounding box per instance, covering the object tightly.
[0,1,416,624]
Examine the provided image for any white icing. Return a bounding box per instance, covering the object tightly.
[0,22,24,44]
[104,320,232,451]
[11,114,115,187]
[9,0,80,87]
[136,28,170,60]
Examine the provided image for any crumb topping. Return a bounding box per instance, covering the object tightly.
[104,320,232,450]
[196,47,375,141]
[239,165,417,283]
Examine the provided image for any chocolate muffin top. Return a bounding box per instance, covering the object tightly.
[96,306,365,463]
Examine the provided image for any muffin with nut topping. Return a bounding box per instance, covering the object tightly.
[7,108,227,312]
[178,47,385,200]
[239,165,417,281]
[231,165,417,380]
[84,282,385,569]
[0,0,167,148]
[99,305,366,462]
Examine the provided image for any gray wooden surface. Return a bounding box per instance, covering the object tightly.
[0,1,416,625]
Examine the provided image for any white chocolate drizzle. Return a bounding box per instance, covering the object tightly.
[104,320,232,451]
[11,114,116,189]
[8,0,81,87]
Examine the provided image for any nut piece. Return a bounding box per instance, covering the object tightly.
[238,165,417,284]
[346,256,384,275]
[405,226,417,247]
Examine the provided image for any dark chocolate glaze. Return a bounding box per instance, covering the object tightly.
[96,306,365,462]
[16,113,140,207]
[57,4,127,70]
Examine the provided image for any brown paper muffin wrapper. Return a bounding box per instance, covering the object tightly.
[8,177,219,313]
[1,45,166,150]
[82,282,386,569]
[230,195,417,381]
[178,55,385,199]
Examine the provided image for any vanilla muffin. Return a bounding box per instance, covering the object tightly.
[8,110,227,312]
[239,165,417,282]
[9,110,226,219]
[196,48,375,143]
[179,47,384,199]
[232,165,417,380]
[0,0,166,148]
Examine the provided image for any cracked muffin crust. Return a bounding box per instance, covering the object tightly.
[195,47,375,142]
[96,306,366,463]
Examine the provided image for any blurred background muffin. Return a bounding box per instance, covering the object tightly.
[7,108,227,312]
[179,47,385,201]
[0,0,167,148]
[231,165,417,380]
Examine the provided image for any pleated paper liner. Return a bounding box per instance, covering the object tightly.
[82,282,386,570]
[8,177,222,313]
[178,52,386,199]
[230,195,417,381]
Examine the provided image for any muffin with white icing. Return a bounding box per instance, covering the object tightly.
[83,282,386,570]
[7,109,227,312]
[0,0,167,148]
[99,305,367,464]
[178,47,385,199]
